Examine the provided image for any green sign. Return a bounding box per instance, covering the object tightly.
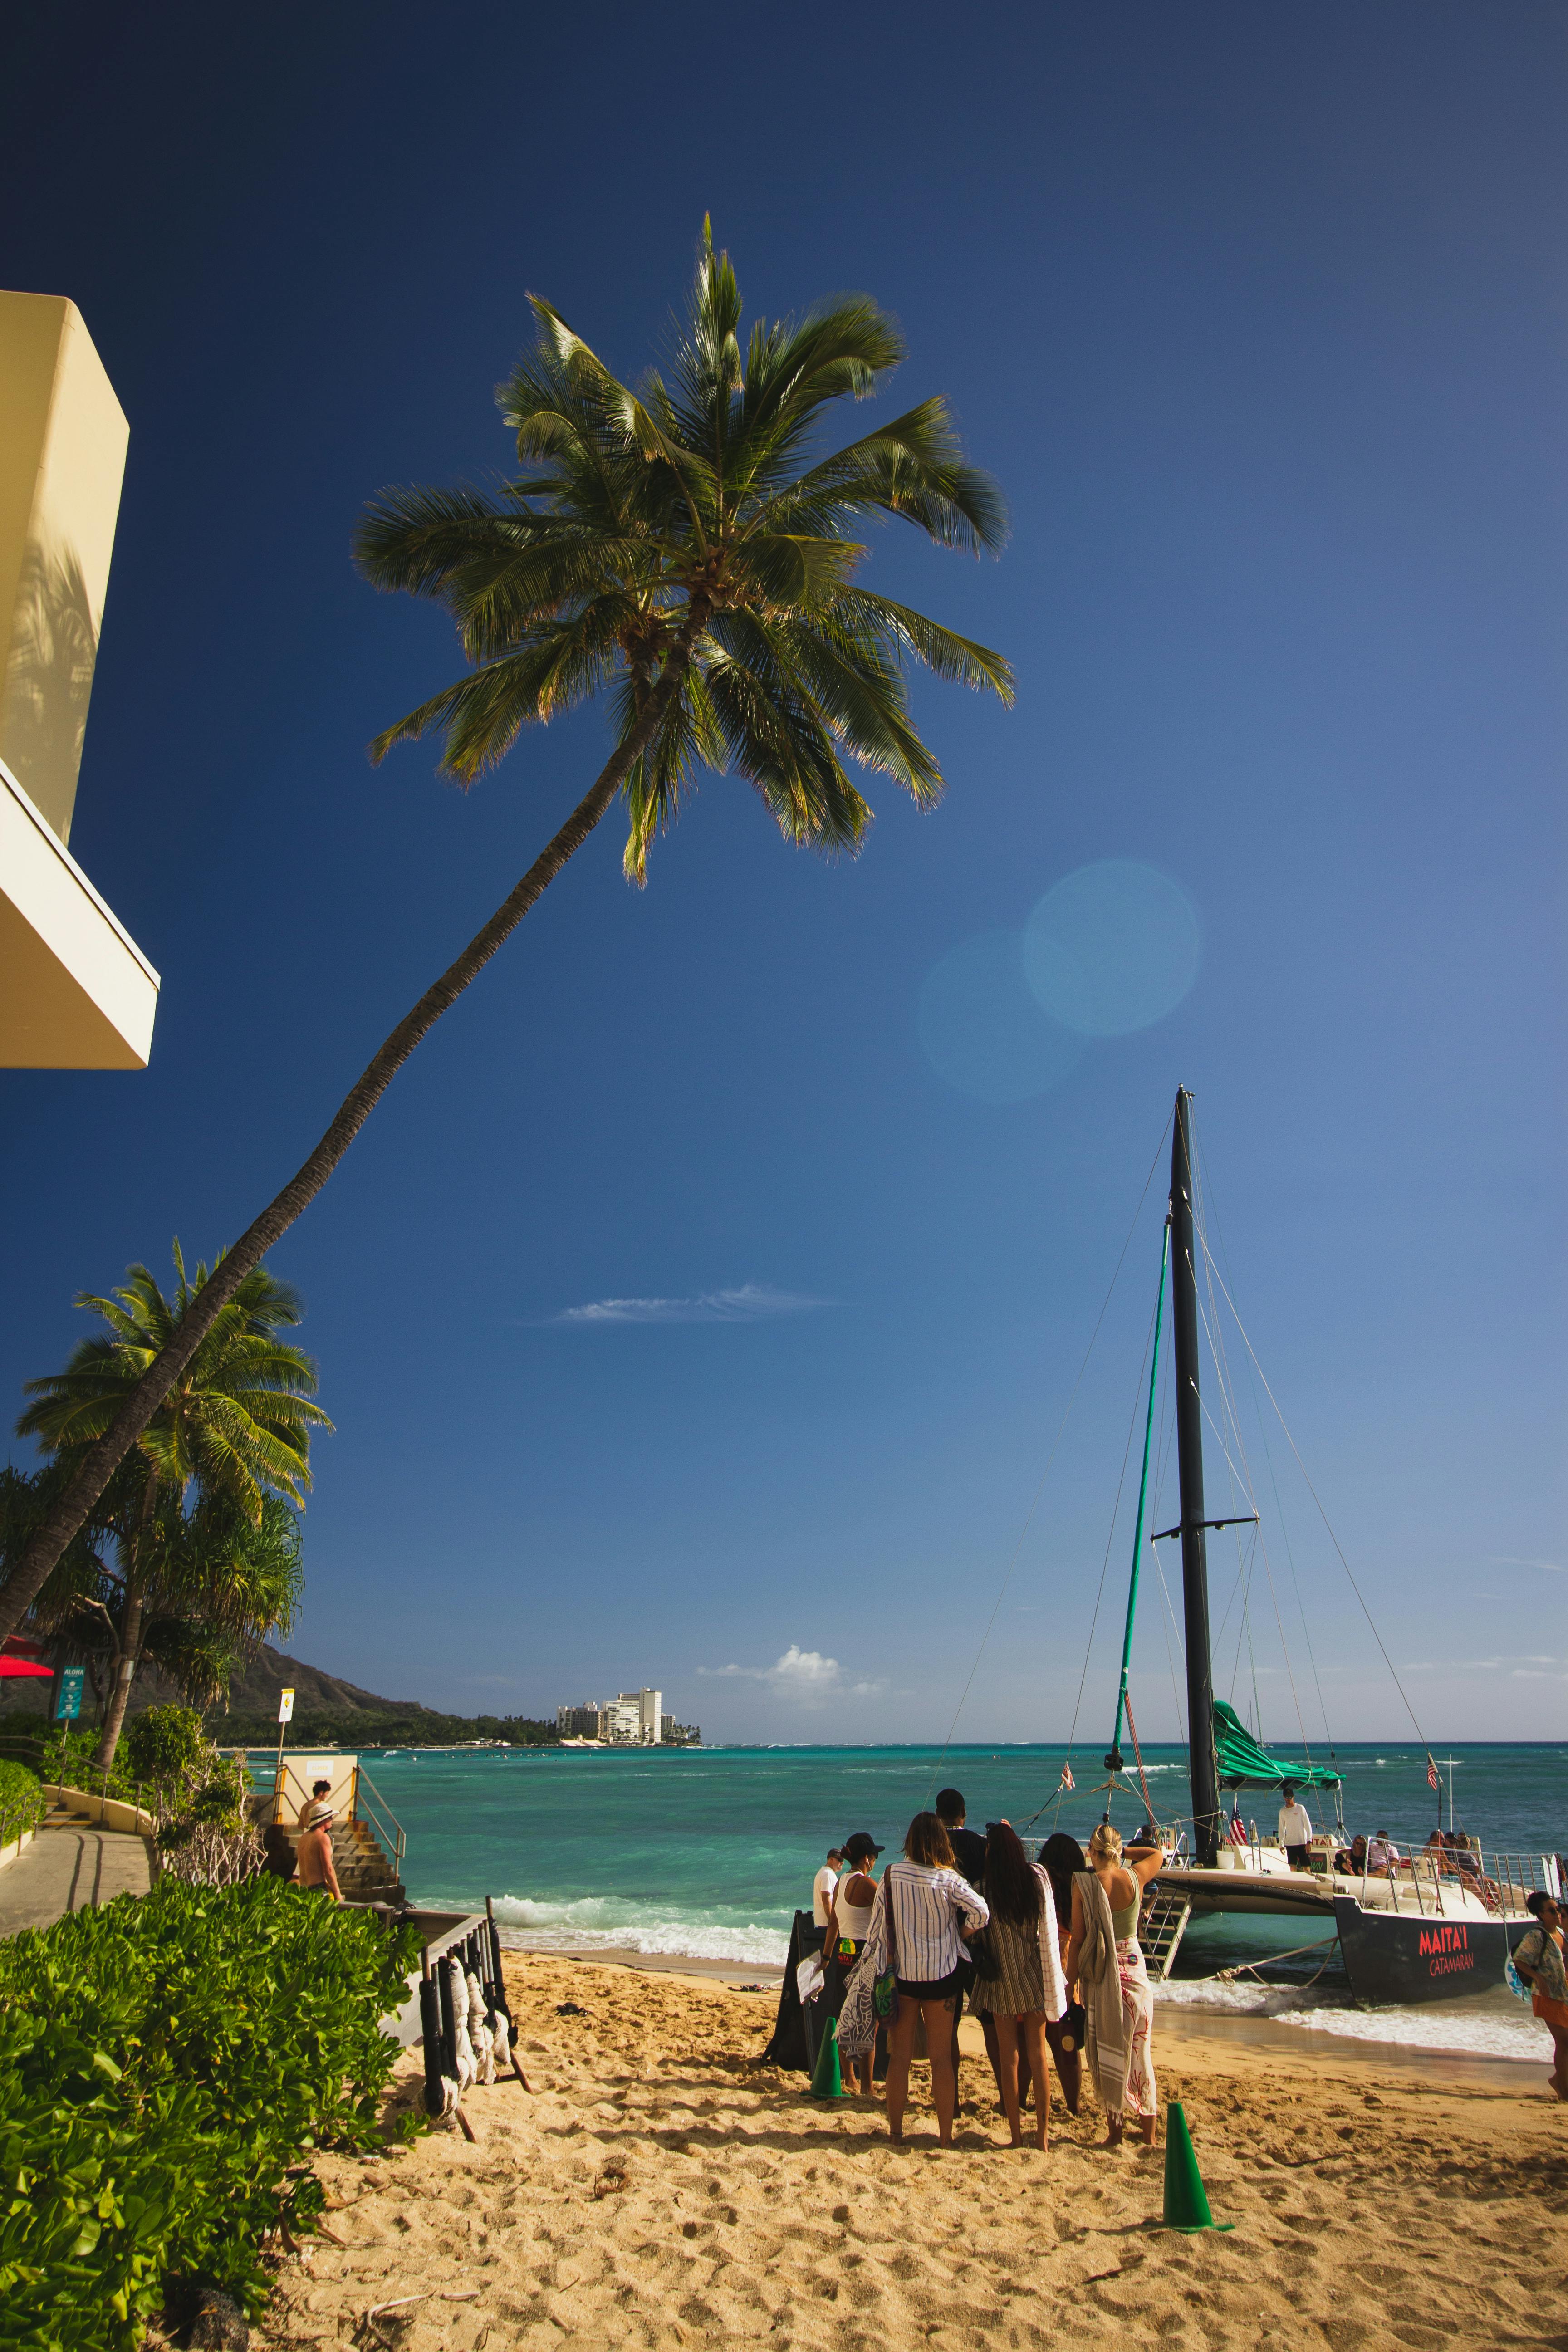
[54,1667,84,1722]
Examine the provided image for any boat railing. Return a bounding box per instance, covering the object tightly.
[1350,1840,1561,1919]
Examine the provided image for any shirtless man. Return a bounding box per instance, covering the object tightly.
[295,1801,342,1901]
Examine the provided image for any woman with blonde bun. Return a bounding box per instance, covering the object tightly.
[1063,1820,1165,2147]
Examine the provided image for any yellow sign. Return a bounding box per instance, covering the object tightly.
[278,1687,295,1724]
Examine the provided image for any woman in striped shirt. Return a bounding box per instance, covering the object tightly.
[883,1810,990,2146]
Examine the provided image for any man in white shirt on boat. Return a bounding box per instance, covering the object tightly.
[1277,1784,1314,1872]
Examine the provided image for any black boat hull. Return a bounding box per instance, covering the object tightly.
[1333,1896,1519,2006]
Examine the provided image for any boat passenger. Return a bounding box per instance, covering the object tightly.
[1277,1784,1314,1872]
[1365,1831,1399,1872]
[1511,1893,1568,2102]
[1064,1822,1165,2149]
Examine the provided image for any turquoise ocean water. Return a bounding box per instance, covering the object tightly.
[329,1737,1565,2064]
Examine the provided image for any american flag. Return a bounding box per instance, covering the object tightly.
[1226,1810,1248,1848]
[1427,1755,1441,1793]
[1058,1759,1075,1793]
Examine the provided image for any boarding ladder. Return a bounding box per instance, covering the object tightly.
[1138,1882,1192,1980]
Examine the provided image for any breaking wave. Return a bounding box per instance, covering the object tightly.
[489,1893,790,1968]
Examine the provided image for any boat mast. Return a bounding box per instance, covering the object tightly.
[1170,1088,1221,1866]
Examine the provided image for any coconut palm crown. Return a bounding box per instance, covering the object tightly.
[356,221,1013,883]
[18,1245,329,1523]
[0,231,1010,1657]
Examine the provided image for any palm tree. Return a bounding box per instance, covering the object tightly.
[2,1472,304,1735]
[0,225,1011,1645]
[16,1245,327,1766]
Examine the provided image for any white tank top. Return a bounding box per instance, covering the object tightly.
[835,1872,876,1941]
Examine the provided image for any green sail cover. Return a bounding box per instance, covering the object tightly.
[1212,1700,1340,1789]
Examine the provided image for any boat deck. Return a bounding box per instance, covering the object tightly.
[1161,1856,1510,1924]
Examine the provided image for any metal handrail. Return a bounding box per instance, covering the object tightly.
[353,1764,406,1873]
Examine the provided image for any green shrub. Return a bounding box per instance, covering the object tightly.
[121,1705,206,1792]
[0,1876,421,2349]
[0,1759,44,1843]
[153,1746,261,1887]
[35,1723,127,1798]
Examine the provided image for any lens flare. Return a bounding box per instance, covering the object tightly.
[917,930,1083,1103]
[1024,861,1200,1036]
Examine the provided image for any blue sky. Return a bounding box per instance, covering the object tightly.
[2,3,1563,1744]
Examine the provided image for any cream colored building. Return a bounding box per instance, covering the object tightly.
[1,291,159,1067]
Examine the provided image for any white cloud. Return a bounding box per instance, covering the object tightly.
[1487,1556,1564,1572]
[549,1283,828,1327]
[1405,1654,1563,1675]
[698,1644,884,1706]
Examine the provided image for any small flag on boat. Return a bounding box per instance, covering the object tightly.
[1426,1754,1440,1792]
[1058,1759,1075,1793]
[1226,1810,1247,1847]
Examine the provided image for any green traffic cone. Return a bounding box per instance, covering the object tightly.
[1161,2102,1233,2233]
[808,2015,845,2099]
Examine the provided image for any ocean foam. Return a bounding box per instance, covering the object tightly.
[1155,1976,1544,2063]
[489,1893,790,1968]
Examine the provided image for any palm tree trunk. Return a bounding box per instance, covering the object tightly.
[95,1579,143,1775]
[0,619,708,1646]
[96,1464,157,1773]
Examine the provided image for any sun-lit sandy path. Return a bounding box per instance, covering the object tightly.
[255,1956,1567,2350]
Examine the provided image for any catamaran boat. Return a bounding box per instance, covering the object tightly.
[1093,1089,1560,2007]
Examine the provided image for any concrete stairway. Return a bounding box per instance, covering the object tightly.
[269,1814,405,1905]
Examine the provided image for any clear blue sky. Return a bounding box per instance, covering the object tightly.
[2,3,1563,1744]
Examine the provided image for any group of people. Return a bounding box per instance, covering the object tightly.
[807,1788,1165,2150]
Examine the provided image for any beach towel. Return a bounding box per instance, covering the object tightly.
[1034,1864,1069,2023]
[467,1968,495,2086]
[1074,1871,1128,2117]
[837,1881,892,2064]
[763,1911,826,2070]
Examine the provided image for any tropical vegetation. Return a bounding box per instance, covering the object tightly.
[0,224,1010,1649]
[0,1877,418,2348]
[9,1245,321,1769]
[0,1758,44,1849]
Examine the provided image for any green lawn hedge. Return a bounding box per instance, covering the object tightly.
[0,1759,44,1844]
[0,1877,421,2349]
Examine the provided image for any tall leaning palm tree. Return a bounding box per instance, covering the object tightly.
[0,225,1011,1645]
[17,1246,328,1766]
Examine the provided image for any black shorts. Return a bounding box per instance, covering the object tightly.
[896,1969,962,2003]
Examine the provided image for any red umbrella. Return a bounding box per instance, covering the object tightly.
[0,1637,54,1680]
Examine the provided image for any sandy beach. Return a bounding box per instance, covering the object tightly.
[255,1955,1566,2351]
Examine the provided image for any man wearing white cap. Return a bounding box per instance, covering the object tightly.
[296,1802,343,1902]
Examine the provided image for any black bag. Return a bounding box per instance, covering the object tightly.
[967,1930,1001,1983]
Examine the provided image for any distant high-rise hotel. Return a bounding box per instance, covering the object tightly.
[555,1690,662,1744]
